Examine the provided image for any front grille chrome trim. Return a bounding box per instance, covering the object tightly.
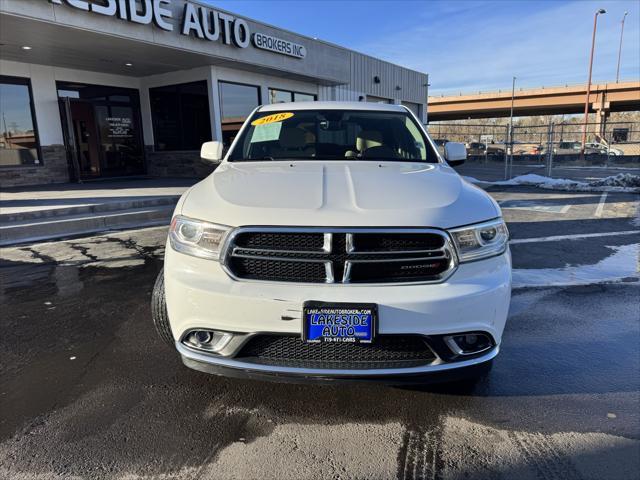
[323,233,333,253]
[221,227,459,286]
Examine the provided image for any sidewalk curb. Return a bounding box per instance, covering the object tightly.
[0,205,174,247]
[0,196,180,223]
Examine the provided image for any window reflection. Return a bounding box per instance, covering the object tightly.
[150,81,211,151]
[219,81,261,147]
[269,89,291,104]
[0,76,40,166]
[294,92,316,103]
[268,88,317,104]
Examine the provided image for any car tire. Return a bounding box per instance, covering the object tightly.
[151,269,174,347]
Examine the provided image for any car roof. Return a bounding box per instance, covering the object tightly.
[258,101,408,113]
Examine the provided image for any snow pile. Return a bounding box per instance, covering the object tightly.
[589,173,640,189]
[465,173,640,193]
[497,174,578,187]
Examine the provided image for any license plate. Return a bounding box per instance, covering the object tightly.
[303,301,377,344]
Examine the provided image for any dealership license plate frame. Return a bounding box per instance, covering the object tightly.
[302,301,377,344]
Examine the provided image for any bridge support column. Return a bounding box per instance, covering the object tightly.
[593,100,610,141]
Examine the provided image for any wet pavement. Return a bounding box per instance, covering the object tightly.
[0,186,638,480]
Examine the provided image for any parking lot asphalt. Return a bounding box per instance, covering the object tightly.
[0,186,638,480]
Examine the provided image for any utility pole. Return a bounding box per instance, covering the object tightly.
[616,11,628,83]
[581,8,606,158]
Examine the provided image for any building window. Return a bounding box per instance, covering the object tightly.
[366,95,392,104]
[150,81,211,151]
[294,92,316,102]
[268,88,317,104]
[0,76,40,167]
[219,81,261,147]
[269,88,291,104]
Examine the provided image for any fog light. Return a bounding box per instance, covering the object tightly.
[194,331,213,344]
[183,330,233,353]
[464,334,478,345]
[444,332,493,356]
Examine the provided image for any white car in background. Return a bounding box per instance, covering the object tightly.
[585,142,624,156]
[152,102,511,385]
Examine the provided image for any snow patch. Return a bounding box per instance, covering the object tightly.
[465,173,640,193]
[512,243,639,288]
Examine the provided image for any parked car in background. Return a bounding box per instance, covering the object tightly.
[466,142,486,156]
[585,142,624,156]
[512,144,545,155]
[464,141,507,157]
[529,144,545,155]
[485,142,505,156]
[153,102,511,385]
[553,141,599,156]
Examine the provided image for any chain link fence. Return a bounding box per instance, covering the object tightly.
[428,121,640,182]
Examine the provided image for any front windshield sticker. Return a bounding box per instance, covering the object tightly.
[251,112,294,126]
[252,122,283,142]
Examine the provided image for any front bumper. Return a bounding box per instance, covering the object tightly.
[177,341,498,384]
[164,246,511,380]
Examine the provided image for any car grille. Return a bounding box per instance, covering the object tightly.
[235,334,437,369]
[223,228,456,284]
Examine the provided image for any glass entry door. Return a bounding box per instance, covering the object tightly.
[58,83,145,180]
[94,104,144,177]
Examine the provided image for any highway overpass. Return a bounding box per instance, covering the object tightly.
[427,81,640,122]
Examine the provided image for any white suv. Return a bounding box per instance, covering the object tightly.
[152,102,511,384]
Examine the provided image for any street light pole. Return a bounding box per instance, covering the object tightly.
[507,76,516,179]
[581,8,606,158]
[616,11,628,83]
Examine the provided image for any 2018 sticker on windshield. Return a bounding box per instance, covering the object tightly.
[251,112,294,126]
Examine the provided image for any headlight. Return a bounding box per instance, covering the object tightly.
[448,218,509,262]
[169,215,231,261]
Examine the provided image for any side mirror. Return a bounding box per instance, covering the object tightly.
[200,141,224,163]
[444,141,467,166]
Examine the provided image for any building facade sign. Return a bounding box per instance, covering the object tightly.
[48,0,306,58]
[252,33,306,59]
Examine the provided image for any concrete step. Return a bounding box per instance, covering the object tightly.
[0,205,174,246]
[0,195,180,223]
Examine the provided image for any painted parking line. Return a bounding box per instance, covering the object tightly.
[510,230,639,244]
[499,200,571,214]
[594,192,608,218]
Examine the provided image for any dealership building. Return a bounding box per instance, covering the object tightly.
[0,0,429,187]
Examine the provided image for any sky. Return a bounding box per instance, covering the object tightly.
[209,0,640,95]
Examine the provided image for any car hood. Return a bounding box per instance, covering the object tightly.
[180,161,500,229]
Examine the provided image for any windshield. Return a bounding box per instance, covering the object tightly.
[227,109,438,163]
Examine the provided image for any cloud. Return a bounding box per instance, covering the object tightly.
[351,0,640,95]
